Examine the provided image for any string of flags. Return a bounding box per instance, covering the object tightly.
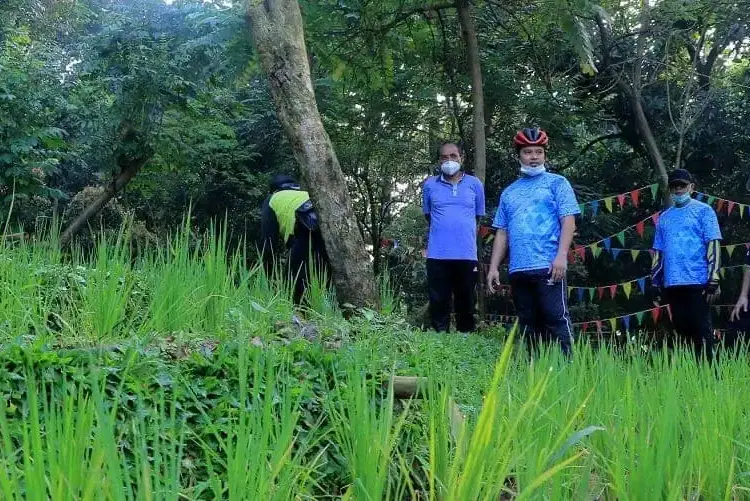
[487,303,741,334]
[571,242,750,264]
[695,192,750,218]
[485,265,747,305]
[571,212,660,262]
[579,184,660,216]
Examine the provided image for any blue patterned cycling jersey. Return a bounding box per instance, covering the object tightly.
[492,172,580,274]
[652,200,722,287]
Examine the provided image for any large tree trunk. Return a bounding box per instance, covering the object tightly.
[456,0,486,183]
[247,0,379,308]
[60,126,153,246]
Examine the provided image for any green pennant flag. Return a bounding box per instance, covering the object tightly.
[615,231,626,246]
[630,249,641,261]
[588,288,596,302]
[650,183,659,200]
[707,195,716,205]
[635,311,645,325]
[591,245,603,258]
[609,317,617,332]
[579,203,586,216]
[604,197,613,213]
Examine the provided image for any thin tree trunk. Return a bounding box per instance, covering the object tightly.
[247,0,379,308]
[456,0,486,183]
[60,157,149,247]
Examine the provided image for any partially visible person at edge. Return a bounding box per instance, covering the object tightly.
[260,174,328,305]
[726,244,750,345]
[650,168,722,361]
[486,128,580,358]
[422,142,486,333]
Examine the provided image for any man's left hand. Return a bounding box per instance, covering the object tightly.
[705,281,721,304]
[549,254,568,282]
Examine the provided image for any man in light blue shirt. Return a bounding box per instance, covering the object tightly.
[651,168,721,360]
[486,128,579,357]
[422,142,485,332]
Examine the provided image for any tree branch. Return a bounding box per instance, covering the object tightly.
[559,133,624,171]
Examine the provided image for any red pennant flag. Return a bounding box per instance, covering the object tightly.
[582,322,589,332]
[608,285,618,299]
[651,307,661,323]
[567,252,575,264]
[575,246,587,262]
[666,304,673,322]
[651,213,660,226]
[478,225,491,238]
[717,199,726,213]
[727,201,736,215]
[635,221,645,237]
[617,193,627,208]
[595,320,603,332]
[630,190,641,207]
[597,287,605,300]
[380,239,390,248]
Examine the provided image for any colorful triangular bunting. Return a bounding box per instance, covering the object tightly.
[617,193,626,208]
[604,197,613,213]
[637,278,646,294]
[623,282,632,299]
[650,183,659,200]
[615,231,626,246]
[631,190,640,207]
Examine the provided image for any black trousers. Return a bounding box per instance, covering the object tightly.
[426,259,477,333]
[288,228,328,305]
[510,269,574,357]
[663,286,714,360]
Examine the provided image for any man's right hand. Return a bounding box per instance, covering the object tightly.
[486,269,500,294]
[731,295,748,322]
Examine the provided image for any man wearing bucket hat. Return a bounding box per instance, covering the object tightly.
[651,168,722,360]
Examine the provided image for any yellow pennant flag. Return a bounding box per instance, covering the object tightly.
[623,281,632,299]
[720,268,726,279]
[568,286,574,297]
[727,245,737,258]
[604,197,613,213]
[630,249,640,261]
[591,245,603,258]
[609,317,617,332]
[741,204,747,219]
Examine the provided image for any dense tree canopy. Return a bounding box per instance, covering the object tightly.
[2,0,749,317]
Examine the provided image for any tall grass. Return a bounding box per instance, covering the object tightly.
[3,223,750,497]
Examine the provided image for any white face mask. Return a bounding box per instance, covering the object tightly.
[441,160,461,176]
[520,163,546,177]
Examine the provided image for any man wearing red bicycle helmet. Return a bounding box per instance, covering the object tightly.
[486,128,580,357]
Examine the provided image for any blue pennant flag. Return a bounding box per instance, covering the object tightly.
[623,315,631,331]
[576,288,585,303]
[637,278,646,294]
[695,192,705,202]
[591,200,600,217]
[611,248,621,259]
[603,237,612,251]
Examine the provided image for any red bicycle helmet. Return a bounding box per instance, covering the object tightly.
[513,127,549,149]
